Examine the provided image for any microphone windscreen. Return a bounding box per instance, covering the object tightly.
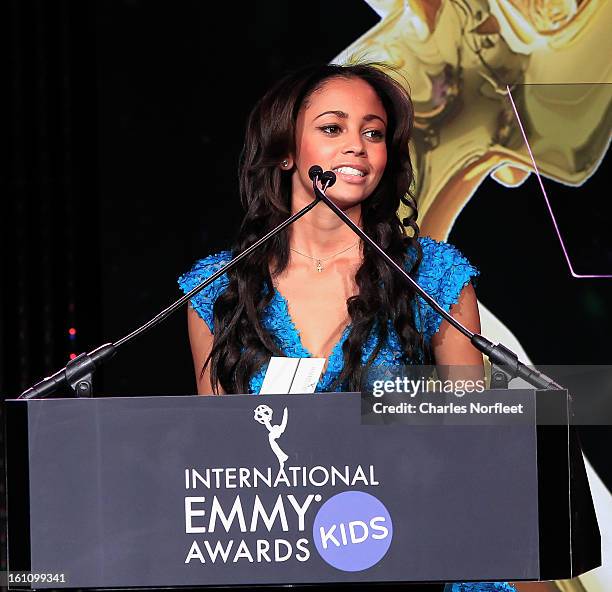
[308,165,323,181]
[321,170,337,188]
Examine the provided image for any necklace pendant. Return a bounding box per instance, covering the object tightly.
[316,259,323,273]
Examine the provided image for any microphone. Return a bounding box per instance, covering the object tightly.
[20,193,324,399]
[308,166,335,189]
[309,166,563,391]
[320,170,336,189]
[308,165,323,182]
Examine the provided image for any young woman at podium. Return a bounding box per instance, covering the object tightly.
[179,62,519,592]
[179,62,483,394]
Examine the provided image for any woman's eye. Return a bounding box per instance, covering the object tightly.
[364,129,385,140]
[319,124,341,135]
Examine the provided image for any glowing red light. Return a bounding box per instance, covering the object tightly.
[68,327,77,336]
[69,353,77,360]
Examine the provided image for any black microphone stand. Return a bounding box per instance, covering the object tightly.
[20,167,562,399]
[311,169,563,391]
[20,197,322,399]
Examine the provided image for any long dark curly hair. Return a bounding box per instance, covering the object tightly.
[205,62,426,394]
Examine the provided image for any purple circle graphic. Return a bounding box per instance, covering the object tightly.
[312,490,393,572]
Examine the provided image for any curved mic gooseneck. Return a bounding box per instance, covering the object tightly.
[20,195,323,399]
[310,167,563,391]
[20,164,562,399]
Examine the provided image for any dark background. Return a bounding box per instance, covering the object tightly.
[3,0,611,574]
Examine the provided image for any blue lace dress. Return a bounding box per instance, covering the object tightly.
[179,237,516,592]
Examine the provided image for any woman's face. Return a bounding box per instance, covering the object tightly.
[290,76,388,210]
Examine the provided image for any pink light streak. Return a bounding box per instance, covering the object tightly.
[506,85,611,278]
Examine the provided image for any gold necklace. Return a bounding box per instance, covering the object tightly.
[290,242,360,273]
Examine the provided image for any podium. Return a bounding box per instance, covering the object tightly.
[5,390,600,589]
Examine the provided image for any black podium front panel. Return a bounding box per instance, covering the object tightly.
[7,393,540,588]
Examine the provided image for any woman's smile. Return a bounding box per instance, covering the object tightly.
[331,164,369,184]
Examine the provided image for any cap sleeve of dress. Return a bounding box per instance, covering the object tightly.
[414,237,480,343]
[177,251,232,333]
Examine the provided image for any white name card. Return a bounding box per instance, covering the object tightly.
[259,357,325,394]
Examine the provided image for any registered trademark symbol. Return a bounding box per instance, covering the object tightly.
[315,494,322,502]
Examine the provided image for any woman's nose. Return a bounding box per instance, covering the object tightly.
[341,131,366,156]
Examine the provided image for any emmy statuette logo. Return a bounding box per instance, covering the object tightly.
[253,404,289,470]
